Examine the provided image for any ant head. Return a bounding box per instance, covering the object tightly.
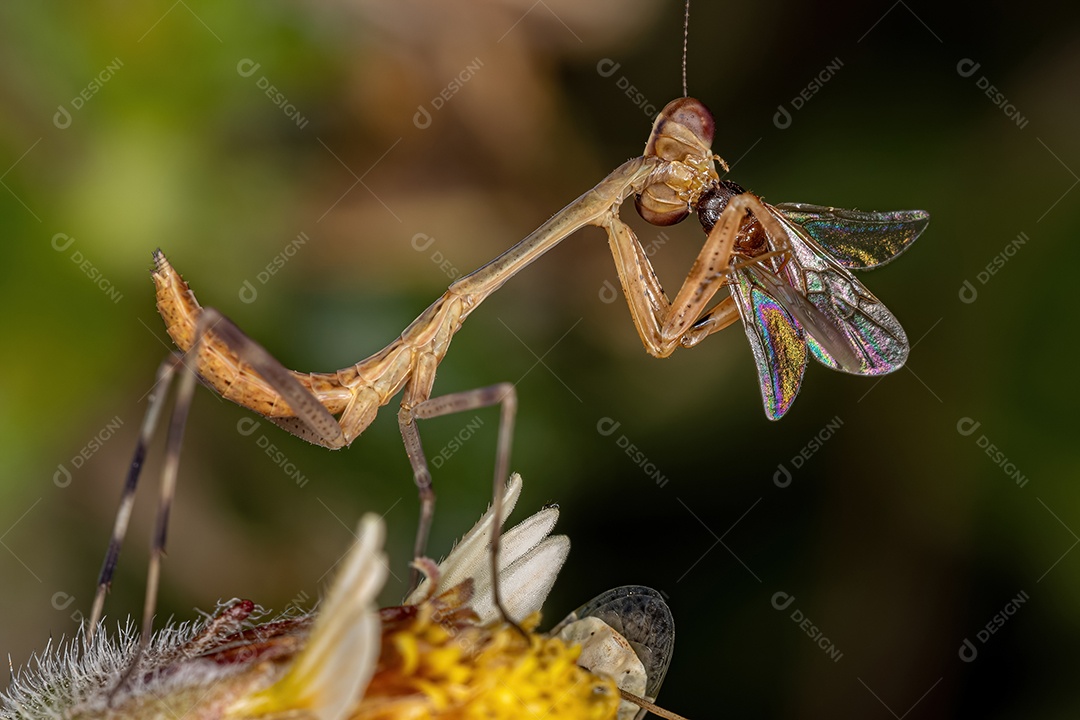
[636,97,717,227]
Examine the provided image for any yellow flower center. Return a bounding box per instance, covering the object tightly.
[354,605,621,719]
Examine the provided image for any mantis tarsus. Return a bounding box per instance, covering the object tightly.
[90,96,928,665]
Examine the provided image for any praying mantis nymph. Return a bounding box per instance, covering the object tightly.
[91,95,926,668]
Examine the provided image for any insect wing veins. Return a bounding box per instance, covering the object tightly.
[772,203,928,269]
[771,208,911,376]
[730,260,809,421]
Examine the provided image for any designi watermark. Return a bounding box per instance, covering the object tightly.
[597,417,669,488]
[52,591,87,628]
[772,591,843,662]
[773,57,844,130]
[239,232,309,304]
[430,415,485,469]
[237,59,309,130]
[411,233,461,281]
[51,233,123,304]
[54,415,124,487]
[414,58,484,130]
[237,417,309,487]
[956,417,1028,488]
[53,57,124,129]
[958,590,1029,662]
[956,58,1029,130]
[958,230,1028,303]
[596,59,660,120]
[774,415,843,487]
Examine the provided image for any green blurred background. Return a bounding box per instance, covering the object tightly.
[1,1,1077,717]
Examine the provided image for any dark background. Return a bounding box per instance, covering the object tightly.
[1,1,1077,717]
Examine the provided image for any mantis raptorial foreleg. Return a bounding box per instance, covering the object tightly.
[85,78,925,692]
[598,189,795,357]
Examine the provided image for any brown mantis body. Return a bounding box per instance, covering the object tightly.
[91,96,925,672]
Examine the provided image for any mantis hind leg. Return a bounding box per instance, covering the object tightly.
[87,353,184,642]
[92,306,350,696]
[96,325,202,698]
[398,377,521,632]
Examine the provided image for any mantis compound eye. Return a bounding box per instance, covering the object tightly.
[636,97,717,226]
[642,97,715,163]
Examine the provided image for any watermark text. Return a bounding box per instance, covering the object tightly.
[957,417,1027,487]
[54,58,124,129]
[597,59,659,120]
[958,590,1029,661]
[958,231,1028,303]
[597,417,669,487]
[772,591,843,662]
[774,415,843,487]
[430,415,485,469]
[237,418,309,487]
[957,58,1029,129]
[237,59,309,129]
[239,232,309,303]
[774,58,844,129]
[51,233,123,304]
[414,58,484,129]
[54,415,124,487]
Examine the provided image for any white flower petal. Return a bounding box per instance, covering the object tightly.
[470,533,570,625]
[405,473,523,604]
[404,473,568,625]
[254,513,387,720]
[498,504,561,567]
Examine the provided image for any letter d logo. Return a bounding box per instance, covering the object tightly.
[53,105,72,129]
[773,463,792,488]
[237,417,261,436]
[773,104,792,130]
[771,591,795,611]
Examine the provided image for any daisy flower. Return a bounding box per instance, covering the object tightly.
[2,474,677,720]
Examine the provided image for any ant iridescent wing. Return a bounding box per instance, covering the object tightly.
[771,204,928,374]
[773,204,928,270]
[728,262,811,420]
[728,203,929,419]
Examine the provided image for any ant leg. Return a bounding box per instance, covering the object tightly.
[680,296,740,349]
[619,689,691,720]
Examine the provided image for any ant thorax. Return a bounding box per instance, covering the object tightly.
[696,180,770,259]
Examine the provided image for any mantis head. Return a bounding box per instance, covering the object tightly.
[635,97,719,227]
